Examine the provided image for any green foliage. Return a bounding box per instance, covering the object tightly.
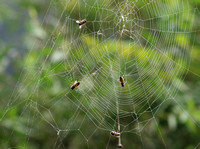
[1,0,200,148]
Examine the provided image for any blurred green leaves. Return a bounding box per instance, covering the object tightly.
[1,0,200,149]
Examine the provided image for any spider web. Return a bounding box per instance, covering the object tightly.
[2,0,200,148]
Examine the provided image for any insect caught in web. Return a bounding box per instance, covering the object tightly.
[110,131,123,148]
[119,76,125,87]
[110,131,120,137]
[76,19,87,29]
[71,81,80,90]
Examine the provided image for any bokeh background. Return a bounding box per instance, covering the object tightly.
[1,0,200,148]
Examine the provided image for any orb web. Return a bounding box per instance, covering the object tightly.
[3,0,199,148]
